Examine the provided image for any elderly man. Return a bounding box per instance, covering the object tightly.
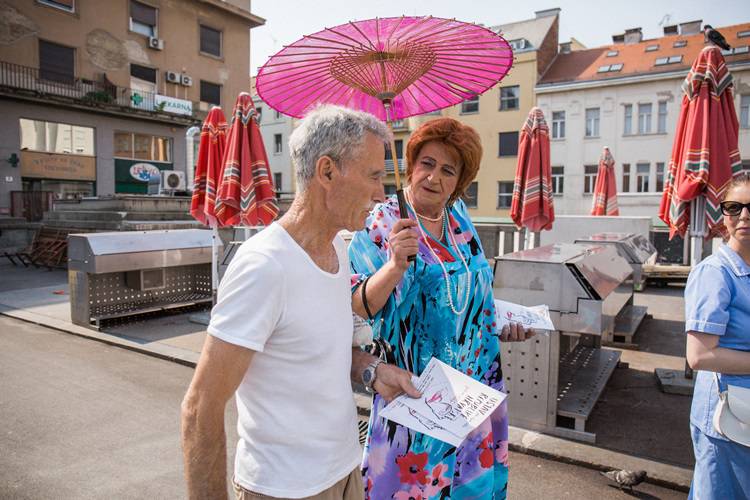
[181,105,419,500]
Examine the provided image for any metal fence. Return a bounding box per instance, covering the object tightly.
[0,60,167,115]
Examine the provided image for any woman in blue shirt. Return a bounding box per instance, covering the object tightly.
[685,173,750,500]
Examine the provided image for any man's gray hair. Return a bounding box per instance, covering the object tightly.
[289,104,391,191]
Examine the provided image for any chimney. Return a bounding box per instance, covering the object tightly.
[679,20,702,35]
[624,27,643,44]
[535,8,561,18]
[612,33,625,44]
[559,41,571,54]
[663,24,679,36]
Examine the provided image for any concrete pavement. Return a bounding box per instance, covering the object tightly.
[1,316,686,499]
[0,262,694,491]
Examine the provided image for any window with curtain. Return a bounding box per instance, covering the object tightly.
[623,104,633,135]
[584,165,598,193]
[552,111,565,139]
[638,103,652,134]
[585,108,600,137]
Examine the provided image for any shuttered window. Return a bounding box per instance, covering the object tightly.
[200,25,222,57]
[130,1,156,26]
[200,81,221,105]
[39,40,74,84]
[130,64,156,83]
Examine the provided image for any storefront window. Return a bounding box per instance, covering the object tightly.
[20,118,94,156]
[114,131,172,162]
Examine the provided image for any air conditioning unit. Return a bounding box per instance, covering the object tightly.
[159,170,186,192]
[165,71,181,83]
[180,74,193,87]
[148,37,164,50]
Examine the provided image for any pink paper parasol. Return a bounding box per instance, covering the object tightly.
[255,16,513,217]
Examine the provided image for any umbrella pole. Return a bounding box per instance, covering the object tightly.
[211,225,219,306]
[689,197,706,267]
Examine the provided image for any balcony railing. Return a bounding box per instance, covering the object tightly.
[0,60,196,120]
[385,158,405,173]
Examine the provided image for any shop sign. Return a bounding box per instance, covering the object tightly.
[155,94,193,116]
[130,163,160,182]
[20,151,96,181]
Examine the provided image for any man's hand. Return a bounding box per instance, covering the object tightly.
[373,363,422,403]
[388,219,419,271]
[500,323,537,342]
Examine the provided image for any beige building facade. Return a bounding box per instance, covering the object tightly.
[0,0,263,216]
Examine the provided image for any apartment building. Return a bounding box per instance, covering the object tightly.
[0,0,264,216]
[535,21,750,217]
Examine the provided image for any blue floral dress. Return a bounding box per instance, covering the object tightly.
[349,196,509,500]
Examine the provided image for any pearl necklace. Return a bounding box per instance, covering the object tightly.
[403,193,471,316]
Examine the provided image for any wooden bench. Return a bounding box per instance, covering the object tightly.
[3,226,87,269]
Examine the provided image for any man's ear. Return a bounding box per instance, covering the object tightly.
[315,155,336,189]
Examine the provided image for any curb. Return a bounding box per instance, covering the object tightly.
[508,427,692,492]
[2,306,692,493]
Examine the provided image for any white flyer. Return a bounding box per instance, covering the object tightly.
[380,358,506,446]
[494,299,555,331]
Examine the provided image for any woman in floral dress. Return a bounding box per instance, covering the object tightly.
[349,118,533,499]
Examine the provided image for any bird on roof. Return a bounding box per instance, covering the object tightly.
[704,25,731,51]
[600,469,648,492]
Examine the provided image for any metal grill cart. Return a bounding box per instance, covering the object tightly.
[574,232,657,292]
[494,243,634,443]
[68,230,216,329]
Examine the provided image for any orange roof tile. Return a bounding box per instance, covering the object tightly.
[539,22,750,85]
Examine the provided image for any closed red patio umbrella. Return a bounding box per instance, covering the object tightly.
[215,92,278,227]
[510,107,554,247]
[190,106,228,226]
[659,45,742,249]
[590,147,619,216]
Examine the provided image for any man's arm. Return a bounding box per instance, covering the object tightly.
[351,348,421,402]
[181,335,254,500]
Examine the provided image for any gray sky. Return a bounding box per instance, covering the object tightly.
[249,0,750,76]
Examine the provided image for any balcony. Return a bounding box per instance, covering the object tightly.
[0,60,199,126]
[385,158,405,173]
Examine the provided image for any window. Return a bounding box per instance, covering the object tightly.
[384,184,397,196]
[19,119,94,156]
[200,25,222,57]
[658,101,668,133]
[463,182,478,208]
[461,94,479,114]
[636,162,650,192]
[499,86,519,111]
[584,165,598,194]
[606,50,619,57]
[114,131,171,162]
[551,166,564,194]
[509,39,527,51]
[597,65,610,73]
[255,106,263,123]
[735,46,750,55]
[741,95,750,128]
[656,162,665,192]
[275,110,282,119]
[130,0,157,37]
[609,63,623,71]
[655,57,669,66]
[273,172,282,193]
[274,134,282,154]
[585,108,600,137]
[638,103,652,134]
[200,80,221,105]
[39,40,74,84]
[597,64,623,73]
[385,139,404,164]
[645,44,659,52]
[668,55,683,64]
[551,111,565,139]
[38,0,75,12]
[673,40,687,48]
[498,131,518,157]
[739,30,750,38]
[623,104,633,135]
[622,163,631,192]
[497,181,513,208]
[130,64,156,84]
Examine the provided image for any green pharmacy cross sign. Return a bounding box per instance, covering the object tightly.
[131,92,143,106]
